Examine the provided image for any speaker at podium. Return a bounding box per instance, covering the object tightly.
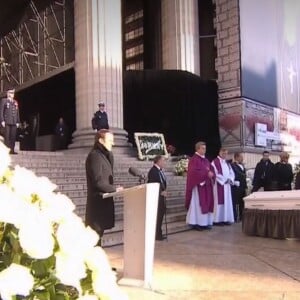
[103,182,159,288]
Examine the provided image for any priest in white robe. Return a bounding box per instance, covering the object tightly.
[211,148,235,224]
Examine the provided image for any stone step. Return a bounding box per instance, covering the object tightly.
[9,150,188,247]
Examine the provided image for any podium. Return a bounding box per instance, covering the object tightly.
[103,183,160,288]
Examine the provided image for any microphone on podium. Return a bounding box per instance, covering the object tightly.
[128,167,146,183]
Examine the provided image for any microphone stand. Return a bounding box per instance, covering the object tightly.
[138,176,145,185]
[164,195,168,241]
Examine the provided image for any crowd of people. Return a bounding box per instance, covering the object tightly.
[185,144,297,231]
[0,88,74,152]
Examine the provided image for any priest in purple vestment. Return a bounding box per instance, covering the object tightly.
[185,141,215,230]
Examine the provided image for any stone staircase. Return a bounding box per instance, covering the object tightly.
[11,150,189,246]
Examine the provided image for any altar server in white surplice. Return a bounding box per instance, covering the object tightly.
[211,148,235,224]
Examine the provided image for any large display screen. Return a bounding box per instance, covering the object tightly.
[240,0,300,114]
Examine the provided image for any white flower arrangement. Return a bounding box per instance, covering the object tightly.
[174,158,189,175]
[0,141,127,300]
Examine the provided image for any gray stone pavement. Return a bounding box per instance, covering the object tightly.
[105,223,300,300]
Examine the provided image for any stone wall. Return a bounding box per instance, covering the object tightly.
[214,0,241,100]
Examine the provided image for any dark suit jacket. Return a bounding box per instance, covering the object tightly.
[231,162,247,191]
[85,143,116,230]
[252,159,274,188]
[147,165,167,200]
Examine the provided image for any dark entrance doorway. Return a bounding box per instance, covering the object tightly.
[16,68,75,150]
[124,70,221,159]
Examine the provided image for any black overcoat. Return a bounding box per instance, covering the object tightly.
[85,143,116,231]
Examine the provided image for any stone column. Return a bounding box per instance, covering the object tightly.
[161,0,200,75]
[215,0,241,100]
[71,0,127,148]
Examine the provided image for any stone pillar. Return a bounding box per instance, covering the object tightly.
[214,0,244,152]
[214,0,241,100]
[161,0,200,75]
[71,0,127,148]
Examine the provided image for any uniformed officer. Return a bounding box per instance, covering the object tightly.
[91,101,109,131]
[0,89,20,154]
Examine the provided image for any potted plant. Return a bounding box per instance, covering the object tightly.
[174,158,189,176]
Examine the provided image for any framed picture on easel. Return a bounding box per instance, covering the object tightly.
[134,132,168,160]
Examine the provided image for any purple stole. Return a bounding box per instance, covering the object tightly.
[213,157,225,205]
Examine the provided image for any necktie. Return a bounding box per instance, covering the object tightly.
[159,169,166,188]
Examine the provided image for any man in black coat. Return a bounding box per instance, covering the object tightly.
[147,155,167,241]
[91,101,109,131]
[0,89,20,154]
[55,117,68,150]
[231,152,247,222]
[252,151,274,192]
[85,129,122,246]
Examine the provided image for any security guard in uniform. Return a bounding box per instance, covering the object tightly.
[91,101,109,131]
[0,89,20,154]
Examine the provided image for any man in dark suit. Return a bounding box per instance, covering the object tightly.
[252,151,274,192]
[0,89,20,154]
[231,152,247,222]
[147,155,167,241]
[91,101,109,131]
[55,117,68,150]
[85,129,123,246]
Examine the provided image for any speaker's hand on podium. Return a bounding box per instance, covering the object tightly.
[161,190,167,197]
[116,186,124,192]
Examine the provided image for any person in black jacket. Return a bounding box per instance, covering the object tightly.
[85,129,123,246]
[147,155,167,241]
[91,102,109,131]
[55,117,68,150]
[272,152,293,191]
[0,89,20,154]
[252,151,274,192]
[231,152,247,222]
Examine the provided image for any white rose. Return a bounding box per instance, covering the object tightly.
[40,193,75,224]
[85,247,112,273]
[10,166,39,199]
[31,175,57,200]
[56,215,99,256]
[92,270,128,300]
[0,263,34,300]
[55,251,86,291]
[0,186,32,227]
[85,247,127,300]
[19,212,54,259]
[0,142,10,177]
[10,166,57,202]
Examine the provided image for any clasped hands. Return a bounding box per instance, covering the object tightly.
[207,170,214,178]
[225,178,234,185]
[161,190,167,197]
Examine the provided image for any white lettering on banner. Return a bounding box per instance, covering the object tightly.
[134,132,168,160]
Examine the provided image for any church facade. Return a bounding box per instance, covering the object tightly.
[1,0,300,166]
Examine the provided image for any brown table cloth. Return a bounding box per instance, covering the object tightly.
[242,208,300,239]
